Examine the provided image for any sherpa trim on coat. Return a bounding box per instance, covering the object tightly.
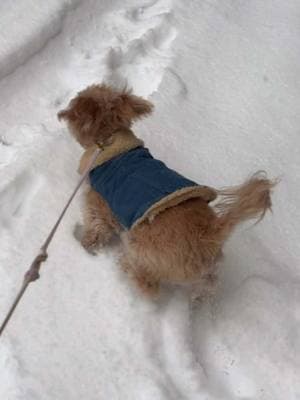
[78,129,143,174]
[79,129,217,229]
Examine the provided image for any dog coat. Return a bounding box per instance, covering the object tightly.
[89,147,216,229]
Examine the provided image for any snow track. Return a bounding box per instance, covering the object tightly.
[0,0,299,399]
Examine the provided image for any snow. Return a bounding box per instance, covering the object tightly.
[0,0,299,399]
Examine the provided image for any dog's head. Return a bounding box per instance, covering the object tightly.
[58,84,153,148]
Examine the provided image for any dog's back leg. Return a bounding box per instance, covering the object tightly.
[120,255,160,297]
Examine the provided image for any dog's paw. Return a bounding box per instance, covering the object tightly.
[134,275,160,298]
[73,224,99,255]
[190,274,219,304]
[80,235,100,256]
[73,223,84,242]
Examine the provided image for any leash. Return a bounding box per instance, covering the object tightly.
[0,145,103,338]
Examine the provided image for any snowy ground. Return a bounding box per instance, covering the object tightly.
[0,1,299,399]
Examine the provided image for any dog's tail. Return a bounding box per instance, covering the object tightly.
[212,172,276,241]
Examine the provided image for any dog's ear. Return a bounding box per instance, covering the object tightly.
[57,108,70,121]
[57,95,104,148]
[121,93,154,120]
[57,97,98,123]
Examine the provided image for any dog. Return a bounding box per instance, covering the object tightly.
[58,84,275,297]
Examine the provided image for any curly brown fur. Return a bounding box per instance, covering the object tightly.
[79,188,121,252]
[58,83,275,298]
[213,172,276,238]
[58,84,153,148]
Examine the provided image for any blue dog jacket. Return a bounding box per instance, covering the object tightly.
[89,147,199,229]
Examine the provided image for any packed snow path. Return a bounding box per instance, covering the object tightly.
[0,1,299,399]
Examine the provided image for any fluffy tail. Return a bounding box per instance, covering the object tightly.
[213,172,276,240]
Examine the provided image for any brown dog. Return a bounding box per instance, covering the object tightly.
[58,84,275,297]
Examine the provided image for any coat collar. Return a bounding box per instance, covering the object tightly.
[78,128,144,174]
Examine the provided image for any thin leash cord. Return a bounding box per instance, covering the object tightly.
[0,146,102,338]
